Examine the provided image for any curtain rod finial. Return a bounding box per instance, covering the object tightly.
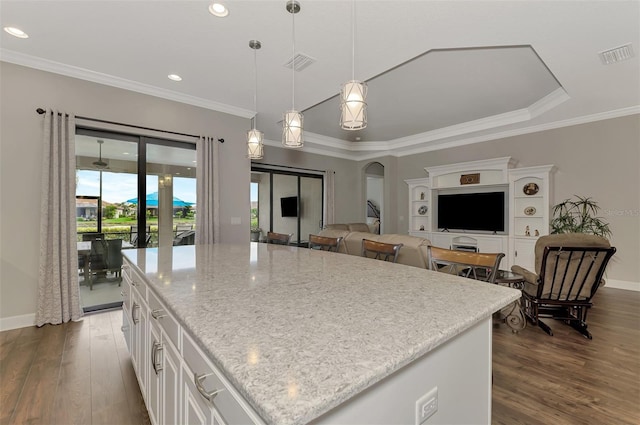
[36,108,46,114]
[218,138,225,143]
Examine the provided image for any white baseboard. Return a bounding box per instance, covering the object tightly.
[0,313,36,331]
[606,279,640,292]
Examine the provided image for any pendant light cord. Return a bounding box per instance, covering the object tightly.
[352,0,355,81]
[292,5,296,110]
[253,46,258,130]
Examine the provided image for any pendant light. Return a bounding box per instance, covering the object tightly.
[282,0,304,148]
[247,40,264,159]
[340,0,367,130]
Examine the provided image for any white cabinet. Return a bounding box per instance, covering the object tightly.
[508,165,554,269]
[148,292,182,425]
[405,178,430,236]
[182,333,259,425]
[122,257,263,425]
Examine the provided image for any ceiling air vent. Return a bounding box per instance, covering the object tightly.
[283,53,316,71]
[598,43,634,65]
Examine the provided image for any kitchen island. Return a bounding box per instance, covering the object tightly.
[121,243,520,425]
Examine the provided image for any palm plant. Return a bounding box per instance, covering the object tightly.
[550,195,611,238]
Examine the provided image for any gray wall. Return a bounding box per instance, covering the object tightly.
[391,115,640,283]
[0,62,250,320]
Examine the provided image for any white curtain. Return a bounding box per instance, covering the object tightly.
[195,136,220,244]
[324,170,335,226]
[36,109,82,326]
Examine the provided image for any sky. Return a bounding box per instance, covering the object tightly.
[77,170,196,204]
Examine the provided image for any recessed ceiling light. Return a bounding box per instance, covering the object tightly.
[123,152,130,155]
[4,27,29,39]
[209,2,229,17]
[168,74,182,81]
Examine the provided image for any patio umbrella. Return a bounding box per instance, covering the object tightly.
[125,192,193,207]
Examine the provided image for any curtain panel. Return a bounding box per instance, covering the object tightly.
[324,170,335,226]
[36,109,82,326]
[195,136,220,244]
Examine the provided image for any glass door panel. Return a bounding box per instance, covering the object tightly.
[300,177,323,242]
[272,174,299,242]
[75,133,138,312]
[146,142,196,247]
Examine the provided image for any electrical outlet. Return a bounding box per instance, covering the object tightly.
[415,386,438,425]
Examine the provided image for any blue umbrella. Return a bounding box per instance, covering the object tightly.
[126,192,193,207]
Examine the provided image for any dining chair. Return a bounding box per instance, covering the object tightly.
[308,234,343,252]
[361,239,403,263]
[266,232,293,245]
[427,246,505,283]
[106,239,123,283]
[88,239,109,290]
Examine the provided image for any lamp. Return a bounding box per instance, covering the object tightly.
[282,0,304,148]
[247,40,264,159]
[340,0,367,130]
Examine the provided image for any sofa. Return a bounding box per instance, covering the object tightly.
[319,225,431,269]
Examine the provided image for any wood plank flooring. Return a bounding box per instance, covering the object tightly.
[1,288,638,424]
[0,310,149,425]
[492,287,640,425]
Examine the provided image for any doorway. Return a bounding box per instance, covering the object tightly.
[365,162,384,234]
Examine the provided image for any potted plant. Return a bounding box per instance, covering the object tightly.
[550,195,611,238]
[250,227,262,242]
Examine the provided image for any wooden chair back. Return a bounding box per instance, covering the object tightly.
[361,239,403,263]
[308,234,343,252]
[266,232,292,245]
[427,246,505,283]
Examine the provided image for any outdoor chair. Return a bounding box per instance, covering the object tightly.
[427,246,505,284]
[105,239,123,281]
[308,234,343,252]
[361,239,403,263]
[267,232,293,245]
[88,239,124,289]
[512,234,616,339]
[173,230,195,246]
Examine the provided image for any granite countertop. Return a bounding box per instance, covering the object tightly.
[123,243,520,425]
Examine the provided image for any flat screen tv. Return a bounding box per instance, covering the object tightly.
[437,192,505,233]
[280,196,298,217]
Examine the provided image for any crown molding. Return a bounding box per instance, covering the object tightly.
[0,49,255,119]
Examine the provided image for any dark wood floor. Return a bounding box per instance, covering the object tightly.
[1,288,638,425]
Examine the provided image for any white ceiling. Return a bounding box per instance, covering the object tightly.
[1,1,639,159]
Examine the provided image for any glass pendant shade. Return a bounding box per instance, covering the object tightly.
[247,129,264,159]
[340,80,367,130]
[282,110,304,148]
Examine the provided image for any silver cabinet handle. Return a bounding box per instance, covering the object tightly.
[194,373,223,404]
[151,309,167,320]
[121,325,128,333]
[151,341,163,375]
[131,280,137,287]
[132,302,140,324]
[120,291,125,297]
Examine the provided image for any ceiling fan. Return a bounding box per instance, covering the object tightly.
[93,139,109,169]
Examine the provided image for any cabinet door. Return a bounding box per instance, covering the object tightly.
[133,294,149,398]
[182,363,215,425]
[121,308,132,353]
[148,321,162,425]
[513,238,536,272]
[162,338,181,425]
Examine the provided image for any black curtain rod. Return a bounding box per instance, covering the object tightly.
[35,108,224,143]
[252,162,327,174]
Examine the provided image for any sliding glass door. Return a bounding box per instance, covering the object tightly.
[251,166,324,245]
[75,128,196,312]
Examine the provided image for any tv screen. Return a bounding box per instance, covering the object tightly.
[280,196,298,217]
[437,192,505,232]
